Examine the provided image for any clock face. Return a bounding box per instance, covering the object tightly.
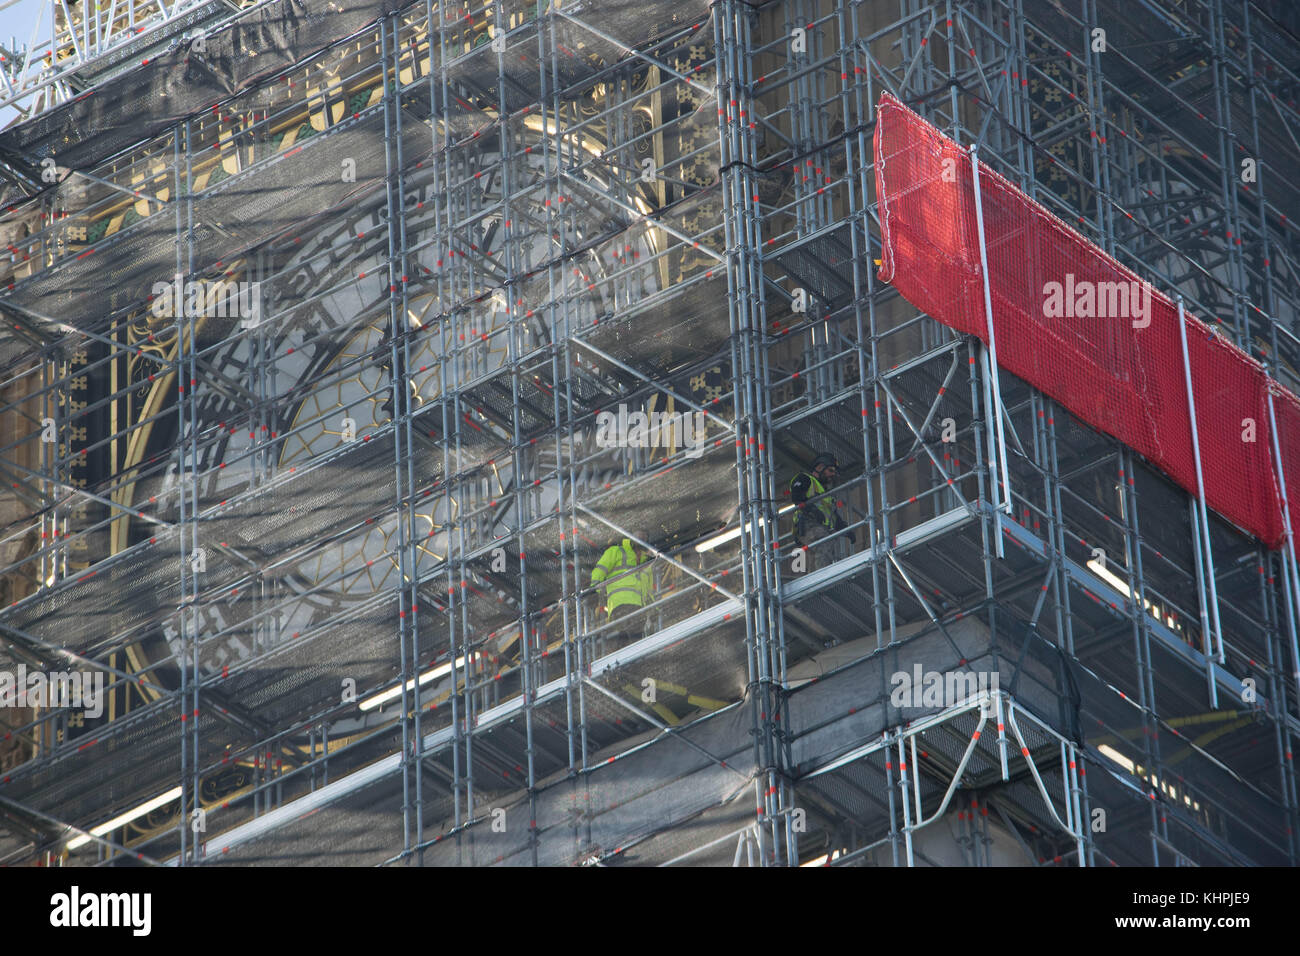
[133,126,662,679]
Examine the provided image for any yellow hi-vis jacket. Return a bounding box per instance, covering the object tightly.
[790,472,835,528]
[591,539,653,616]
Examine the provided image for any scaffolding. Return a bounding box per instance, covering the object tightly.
[0,0,1296,867]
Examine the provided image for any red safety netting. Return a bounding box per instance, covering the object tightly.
[874,91,1295,549]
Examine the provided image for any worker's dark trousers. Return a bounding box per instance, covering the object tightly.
[793,520,850,572]
[603,602,645,649]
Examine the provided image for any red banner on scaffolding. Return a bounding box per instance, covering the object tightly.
[873,91,1296,550]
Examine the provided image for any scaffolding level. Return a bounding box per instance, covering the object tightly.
[0,0,1296,868]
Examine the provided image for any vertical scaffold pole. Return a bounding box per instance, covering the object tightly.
[1176,296,1224,666]
[1189,503,1219,709]
[1266,389,1300,702]
[969,144,1010,560]
[897,734,914,866]
[882,731,899,867]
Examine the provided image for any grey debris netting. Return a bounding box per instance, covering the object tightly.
[0,0,713,179]
[1029,0,1300,229]
[0,0,413,175]
[1069,643,1293,866]
[5,110,426,339]
[0,591,409,845]
[785,616,1071,776]
[218,691,756,867]
[206,618,1085,866]
[612,787,756,866]
[2,704,230,835]
[0,428,411,658]
[560,0,712,47]
[211,773,418,866]
[580,273,731,377]
[771,222,859,313]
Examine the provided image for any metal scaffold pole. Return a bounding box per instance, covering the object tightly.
[1176,295,1225,673]
[1267,388,1300,704]
[969,143,1011,551]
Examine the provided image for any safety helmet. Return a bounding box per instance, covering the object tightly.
[812,453,839,471]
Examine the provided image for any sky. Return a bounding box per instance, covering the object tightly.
[0,0,69,127]
[0,0,50,53]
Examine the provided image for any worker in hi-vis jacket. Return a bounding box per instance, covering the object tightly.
[790,453,853,569]
[590,529,654,639]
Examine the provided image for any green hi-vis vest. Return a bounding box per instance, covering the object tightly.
[792,473,834,527]
[591,539,653,615]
